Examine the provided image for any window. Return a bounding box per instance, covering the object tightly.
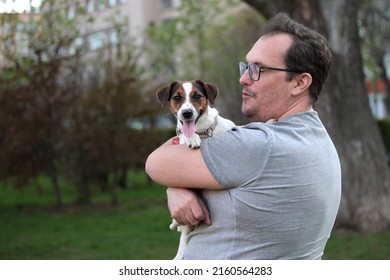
[88,32,106,51]
[109,26,126,45]
[161,0,172,9]
[97,0,106,11]
[86,0,95,14]
[108,28,119,45]
[69,37,84,55]
[67,5,75,20]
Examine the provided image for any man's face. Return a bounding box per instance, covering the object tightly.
[239,33,297,122]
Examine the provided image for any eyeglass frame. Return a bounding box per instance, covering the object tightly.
[239,61,302,81]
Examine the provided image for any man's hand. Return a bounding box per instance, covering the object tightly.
[167,187,211,226]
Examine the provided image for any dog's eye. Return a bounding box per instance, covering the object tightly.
[193,93,202,101]
[172,95,182,102]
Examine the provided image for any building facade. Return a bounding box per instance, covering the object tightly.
[66,0,180,62]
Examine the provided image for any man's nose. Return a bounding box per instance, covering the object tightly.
[239,69,251,85]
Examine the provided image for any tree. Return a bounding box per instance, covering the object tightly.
[145,0,224,82]
[145,0,264,124]
[66,46,149,206]
[0,0,154,207]
[242,0,390,231]
[0,4,81,207]
[204,6,266,124]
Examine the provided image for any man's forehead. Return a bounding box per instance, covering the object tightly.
[246,34,292,64]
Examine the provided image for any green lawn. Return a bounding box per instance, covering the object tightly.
[0,172,178,260]
[0,172,389,260]
[324,229,390,260]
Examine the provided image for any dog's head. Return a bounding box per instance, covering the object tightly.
[156,80,219,138]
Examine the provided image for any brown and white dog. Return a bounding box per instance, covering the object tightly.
[156,80,235,149]
[156,80,235,259]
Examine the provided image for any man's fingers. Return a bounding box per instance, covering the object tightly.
[189,196,211,226]
[197,197,212,226]
[185,211,201,226]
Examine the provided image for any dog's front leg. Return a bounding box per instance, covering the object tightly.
[170,219,193,260]
[183,133,201,149]
[173,225,191,260]
[169,219,180,231]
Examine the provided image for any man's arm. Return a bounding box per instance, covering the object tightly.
[145,138,223,190]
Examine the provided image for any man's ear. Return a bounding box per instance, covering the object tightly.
[291,73,312,97]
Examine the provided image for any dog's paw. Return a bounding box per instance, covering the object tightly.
[169,219,180,231]
[185,134,201,149]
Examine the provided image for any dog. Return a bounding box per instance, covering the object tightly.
[156,80,235,259]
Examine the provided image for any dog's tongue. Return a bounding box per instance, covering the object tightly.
[182,120,197,138]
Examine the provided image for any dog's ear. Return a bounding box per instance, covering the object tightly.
[194,80,218,105]
[156,81,179,107]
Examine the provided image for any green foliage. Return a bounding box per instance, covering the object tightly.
[0,0,167,206]
[145,0,265,123]
[204,7,266,123]
[145,0,242,81]
[146,18,182,78]
[358,0,390,80]
[0,0,90,207]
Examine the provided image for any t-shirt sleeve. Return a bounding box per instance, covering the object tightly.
[200,125,272,189]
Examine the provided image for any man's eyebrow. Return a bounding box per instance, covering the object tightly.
[246,59,265,65]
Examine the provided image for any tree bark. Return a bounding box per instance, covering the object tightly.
[242,0,390,232]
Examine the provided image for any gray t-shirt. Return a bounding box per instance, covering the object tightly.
[183,111,341,260]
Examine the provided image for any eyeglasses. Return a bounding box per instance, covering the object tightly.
[239,62,301,81]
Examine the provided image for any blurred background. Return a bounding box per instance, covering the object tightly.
[0,0,389,259]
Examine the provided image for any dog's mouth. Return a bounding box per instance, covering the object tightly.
[178,108,204,138]
[180,119,197,138]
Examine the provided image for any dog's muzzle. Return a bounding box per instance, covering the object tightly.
[181,109,194,120]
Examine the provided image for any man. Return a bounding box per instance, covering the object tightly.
[145,13,341,259]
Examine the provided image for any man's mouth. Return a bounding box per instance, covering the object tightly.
[242,90,255,97]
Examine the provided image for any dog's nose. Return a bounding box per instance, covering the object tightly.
[182,110,193,119]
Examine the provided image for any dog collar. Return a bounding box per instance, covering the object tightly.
[198,127,214,139]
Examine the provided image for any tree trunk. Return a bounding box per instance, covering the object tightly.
[107,132,118,206]
[76,141,91,205]
[45,107,62,208]
[242,0,390,232]
[49,160,62,208]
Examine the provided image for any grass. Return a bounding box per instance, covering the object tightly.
[324,230,390,260]
[0,172,179,260]
[0,171,389,260]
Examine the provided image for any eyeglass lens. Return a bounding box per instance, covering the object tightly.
[239,62,260,81]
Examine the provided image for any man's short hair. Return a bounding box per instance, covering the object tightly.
[262,13,333,102]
